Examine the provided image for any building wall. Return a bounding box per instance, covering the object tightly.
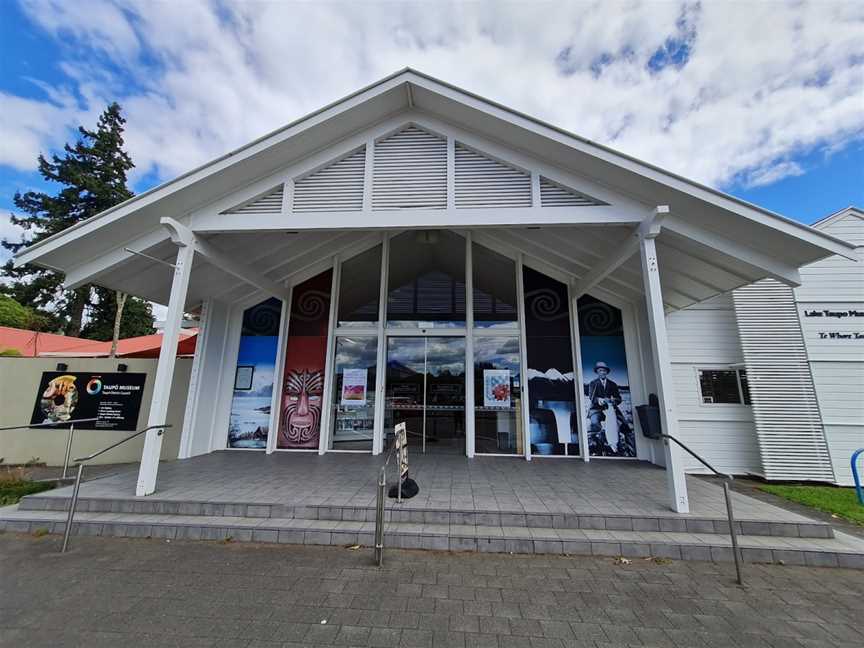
[664,209,864,485]
[0,357,191,466]
[665,294,761,475]
[798,211,864,486]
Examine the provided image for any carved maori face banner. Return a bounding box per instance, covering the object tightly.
[278,270,332,449]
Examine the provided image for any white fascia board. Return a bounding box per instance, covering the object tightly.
[663,215,802,286]
[811,206,864,231]
[14,72,413,267]
[402,70,856,259]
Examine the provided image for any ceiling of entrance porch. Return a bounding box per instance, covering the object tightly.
[83,220,793,315]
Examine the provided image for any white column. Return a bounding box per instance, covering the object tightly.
[136,241,195,496]
[465,232,475,458]
[639,230,689,513]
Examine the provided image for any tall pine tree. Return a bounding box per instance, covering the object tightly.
[2,103,154,338]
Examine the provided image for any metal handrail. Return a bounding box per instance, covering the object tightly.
[661,433,743,585]
[374,438,399,567]
[0,418,99,480]
[60,423,171,553]
[852,449,864,506]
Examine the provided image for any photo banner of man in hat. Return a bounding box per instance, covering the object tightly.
[577,296,636,457]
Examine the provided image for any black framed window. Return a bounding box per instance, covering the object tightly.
[699,369,750,404]
[387,230,465,328]
[338,245,382,328]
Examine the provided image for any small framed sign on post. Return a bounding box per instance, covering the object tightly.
[395,422,408,502]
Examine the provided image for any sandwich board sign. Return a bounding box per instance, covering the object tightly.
[395,422,408,481]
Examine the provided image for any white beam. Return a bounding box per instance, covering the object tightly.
[161,217,289,301]
[639,225,689,513]
[572,231,639,298]
[137,239,194,496]
[663,216,802,286]
[190,205,645,234]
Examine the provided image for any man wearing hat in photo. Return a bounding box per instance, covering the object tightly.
[587,361,626,456]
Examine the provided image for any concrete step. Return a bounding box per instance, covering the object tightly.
[17,494,835,539]
[2,505,861,568]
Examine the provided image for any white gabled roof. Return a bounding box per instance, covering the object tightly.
[14,68,856,310]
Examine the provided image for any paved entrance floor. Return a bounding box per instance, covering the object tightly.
[1,534,862,648]
[30,451,820,522]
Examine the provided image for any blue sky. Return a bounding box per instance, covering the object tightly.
[2,0,863,261]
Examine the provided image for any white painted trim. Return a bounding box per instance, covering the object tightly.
[465,231,475,458]
[267,291,291,454]
[569,288,589,462]
[178,298,209,459]
[373,232,390,455]
[191,205,643,233]
[319,257,340,454]
[516,253,532,461]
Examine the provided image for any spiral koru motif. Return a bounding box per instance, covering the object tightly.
[526,287,566,321]
[292,290,329,322]
[579,300,621,335]
[243,300,282,335]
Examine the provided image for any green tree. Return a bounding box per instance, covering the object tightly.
[0,294,51,331]
[1,103,151,338]
[80,287,154,342]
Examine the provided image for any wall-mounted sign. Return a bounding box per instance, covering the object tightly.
[30,372,146,431]
[803,309,864,318]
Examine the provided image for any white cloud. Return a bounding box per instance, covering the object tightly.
[4,0,864,193]
[741,161,805,189]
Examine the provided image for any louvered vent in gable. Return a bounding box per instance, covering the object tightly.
[292,147,366,212]
[539,176,607,207]
[454,143,532,208]
[373,125,446,210]
[222,185,284,214]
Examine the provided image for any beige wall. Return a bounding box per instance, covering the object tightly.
[0,357,191,466]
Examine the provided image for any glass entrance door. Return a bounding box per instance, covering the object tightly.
[385,336,466,454]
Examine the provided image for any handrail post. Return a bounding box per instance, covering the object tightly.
[660,433,744,586]
[722,480,743,585]
[374,466,386,567]
[61,423,75,480]
[60,463,84,553]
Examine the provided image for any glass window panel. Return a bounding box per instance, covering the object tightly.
[699,370,742,404]
[329,336,377,451]
[228,298,283,449]
[387,230,466,328]
[523,267,578,456]
[278,270,332,449]
[739,370,751,405]
[577,295,636,457]
[473,243,517,329]
[338,245,382,328]
[474,336,522,454]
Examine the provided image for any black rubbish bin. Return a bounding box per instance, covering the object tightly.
[636,404,662,439]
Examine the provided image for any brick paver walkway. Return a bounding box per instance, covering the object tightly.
[2,534,862,647]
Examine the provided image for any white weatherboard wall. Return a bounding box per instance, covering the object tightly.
[798,210,864,486]
[666,294,760,475]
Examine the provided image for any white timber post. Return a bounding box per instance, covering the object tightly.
[639,206,689,513]
[136,224,195,496]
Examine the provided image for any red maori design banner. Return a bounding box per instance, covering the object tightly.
[278,269,332,449]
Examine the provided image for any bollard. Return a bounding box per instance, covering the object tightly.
[374,467,386,567]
